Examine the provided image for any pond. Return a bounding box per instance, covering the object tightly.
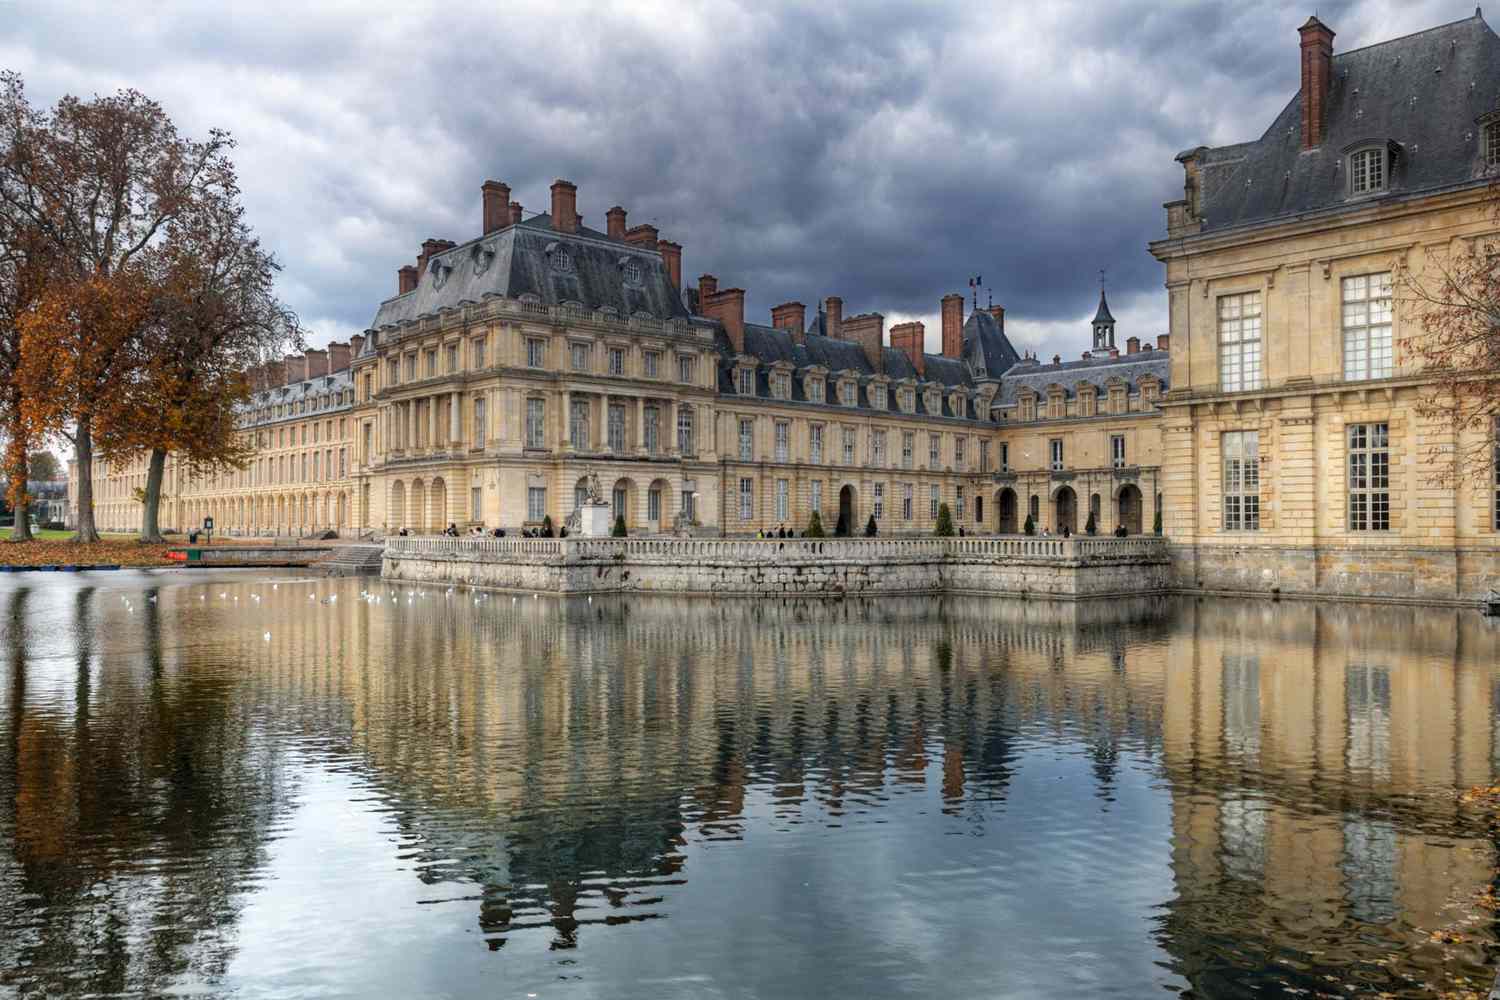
[1,571,1497,998]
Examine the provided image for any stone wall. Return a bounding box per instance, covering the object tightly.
[382,535,1173,599]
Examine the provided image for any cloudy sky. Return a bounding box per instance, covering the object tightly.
[0,0,1467,361]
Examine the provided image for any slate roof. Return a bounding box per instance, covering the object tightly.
[960,310,1021,377]
[246,369,354,424]
[994,352,1171,405]
[1190,12,1500,233]
[1092,290,1115,325]
[368,215,689,330]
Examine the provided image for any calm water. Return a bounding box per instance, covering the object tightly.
[1,573,1498,999]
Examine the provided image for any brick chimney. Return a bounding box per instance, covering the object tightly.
[657,239,682,288]
[284,354,309,383]
[327,341,353,372]
[1299,16,1335,150]
[843,312,885,373]
[304,348,329,377]
[890,321,926,376]
[1126,336,1140,355]
[703,287,746,353]
[624,223,659,247]
[825,296,843,340]
[509,201,523,225]
[1157,333,1171,353]
[482,179,510,234]
[941,293,964,358]
[698,274,718,313]
[398,265,418,295]
[350,334,365,359]
[416,237,451,279]
[771,301,806,338]
[262,358,286,388]
[986,304,1006,333]
[606,206,627,240]
[550,179,578,233]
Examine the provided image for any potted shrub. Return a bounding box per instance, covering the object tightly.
[933,503,954,537]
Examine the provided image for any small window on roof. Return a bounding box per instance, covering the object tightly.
[1349,147,1386,195]
[1486,121,1500,167]
[622,260,642,285]
[552,246,574,273]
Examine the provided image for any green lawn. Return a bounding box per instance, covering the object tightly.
[6,528,148,542]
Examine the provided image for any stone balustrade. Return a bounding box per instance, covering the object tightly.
[383,534,1171,598]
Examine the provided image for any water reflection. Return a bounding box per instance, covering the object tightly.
[0,574,1496,998]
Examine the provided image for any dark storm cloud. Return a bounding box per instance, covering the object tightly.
[0,0,1459,358]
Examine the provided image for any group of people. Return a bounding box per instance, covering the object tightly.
[756,525,796,539]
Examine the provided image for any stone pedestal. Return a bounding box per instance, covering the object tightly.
[578,501,613,537]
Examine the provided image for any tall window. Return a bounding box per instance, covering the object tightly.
[1050,439,1064,471]
[471,487,483,522]
[1349,147,1385,194]
[1342,273,1393,381]
[527,339,546,368]
[980,440,990,473]
[571,342,590,371]
[902,483,913,521]
[677,406,694,455]
[872,483,884,520]
[871,430,886,466]
[387,358,399,385]
[681,480,697,520]
[1219,291,1263,392]
[473,397,486,448]
[739,477,754,520]
[405,354,417,380]
[956,485,966,520]
[644,405,660,453]
[644,351,660,378]
[473,338,487,370]
[775,479,789,521]
[1222,431,1260,532]
[808,378,824,404]
[1111,434,1126,469]
[426,350,437,377]
[901,432,914,469]
[737,368,754,395]
[1029,494,1040,523]
[954,437,966,471]
[929,484,940,519]
[739,418,754,461]
[771,372,790,400]
[811,480,823,514]
[607,404,625,452]
[810,424,824,464]
[678,354,696,384]
[608,347,624,376]
[842,427,855,465]
[1487,122,1500,167]
[929,434,940,469]
[527,486,546,521]
[839,380,856,406]
[569,399,590,449]
[775,421,789,462]
[1000,442,1009,472]
[1348,423,1390,531]
[648,486,661,523]
[525,397,545,448]
[446,344,458,372]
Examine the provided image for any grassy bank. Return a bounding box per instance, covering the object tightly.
[0,534,180,567]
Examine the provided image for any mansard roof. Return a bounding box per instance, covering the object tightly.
[1189,11,1500,233]
[369,215,689,329]
[996,352,1170,405]
[960,309,1021,376]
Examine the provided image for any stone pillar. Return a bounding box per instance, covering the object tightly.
[450,391,461,445]
[636,396,648,456]
[406,401,415,451]
[561,390,573,452]
[427,396,436,451]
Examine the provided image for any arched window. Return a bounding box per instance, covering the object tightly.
[1348,147,1386,195]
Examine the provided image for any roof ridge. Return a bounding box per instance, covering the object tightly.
[1332,10,1490,61]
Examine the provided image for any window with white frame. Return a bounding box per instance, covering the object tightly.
[739,418,754,461]
[608,347,624,376]
[644,405,660,453]
[678,354,696,384]
[737,368,754,395]
[775,421,789,462]
[1341,273,1393,381]
[842,427,855,464]
[980,440,990,473]
[1111,434,1126,469]
[772,371,790,400]
[1050,438,1063,471]
[525,398,546,448]
[1348,147,1386,195]
[954,437,966,471]
[644,351,661,378]
[811,479,823,514]
[527,486,546,521]
[870,385,886,410]
[681,479,697,519]
[648,486,661,522]
[677,405,695,454]
[902,432,914,469]
[1348,423,1390,531]
[446,344,459,372]
[426,349,437,377]
[1487,122,1500,168]
[775,479,789,521]
[405,354,417,380]
[873,483,884,520]
[839,380,856,406]
[810,424,824,464]
[623,260,642,284]
[1000,442,1010,472]
[569,399,590,449]
[571,342,590,372]
[956,485,966,520]
[930,484,940,519]
[739,477,754,520]
[808,377,824,403]
[1222,430,1260,531]
[902,483,913,521]
[527,339,546,368]
[871,430,886,466]
[608,404,625,452]
[473,338,487,370]
[1218,291,1263,392]
[473,397,486,448]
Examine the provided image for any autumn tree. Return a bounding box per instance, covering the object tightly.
[26,450,57,481]
[0,73,234,542]
[1398,203,1500,487]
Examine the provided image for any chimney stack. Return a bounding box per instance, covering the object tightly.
[698,274,718,312]
[1126,336,1140,355]
[285,354,309,383]
[940,293,964,358]
[771,302,806,339]
[606,206,627,240]
[624,223,659,247]
[1157,333,1171,353]
[657,239,682,288]
[398,265,418,295]
[825,296,843,340]
[843,313,885,372]
[703,287,746,354]
[890,321,926,376]
[304,348,329,377]
[416,237,451,279]
[550,179,578,233]
[509,201,523,225]
[350,334,365,359]
[482,180,510,234]
[1299,16,1335,150]
[327,341,352,373]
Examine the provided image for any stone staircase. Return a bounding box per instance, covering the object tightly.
[316,543,386,576]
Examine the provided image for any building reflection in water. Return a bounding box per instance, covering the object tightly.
[0,575,1497,996]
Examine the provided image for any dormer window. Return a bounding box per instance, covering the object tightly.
[807,377,824,404]
[771,371,791,400]
[622,260,642,285]
[1348,146,1386,195]
[551,246,574,273]
[1486,121,1500,167]
[839,380,857,407]
[736,368,754,395]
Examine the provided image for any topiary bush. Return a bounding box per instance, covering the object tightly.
[1085,510,1097,536]
[934,503,954,537]
[1153,508,1163,535]
[612,514,627,537]
[864,514,878,537]
[541,515,555,538]
[805,510,825,538]
[1024,513,1035,536]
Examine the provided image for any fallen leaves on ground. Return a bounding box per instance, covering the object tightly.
[0,538,177,567]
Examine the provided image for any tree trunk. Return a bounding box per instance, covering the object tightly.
[71,421,100,544]
[3,404,32,543]
[138,447,167,543]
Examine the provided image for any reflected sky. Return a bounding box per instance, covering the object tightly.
[1,572,1497,998]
